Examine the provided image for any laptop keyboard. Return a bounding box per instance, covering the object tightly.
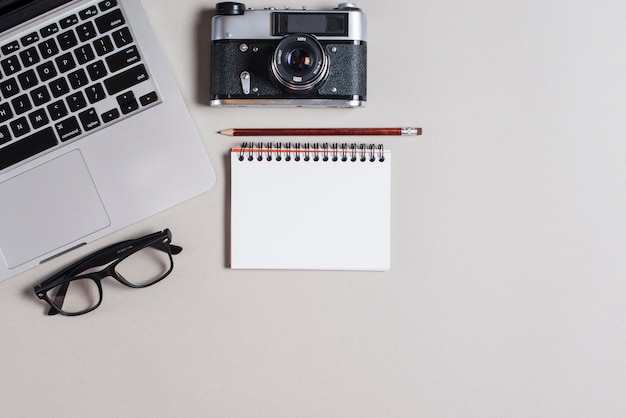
[0,0,161,171]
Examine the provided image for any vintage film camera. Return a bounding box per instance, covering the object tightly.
[209,2,367,107]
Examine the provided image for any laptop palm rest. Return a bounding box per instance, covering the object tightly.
[0,150,110,269]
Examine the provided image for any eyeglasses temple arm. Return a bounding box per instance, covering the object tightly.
[47,231,171,274]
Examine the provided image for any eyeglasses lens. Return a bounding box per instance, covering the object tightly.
[46,278,100,314]
[115,245,173,286]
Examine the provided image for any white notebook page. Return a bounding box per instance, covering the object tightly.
[230,144,390,271]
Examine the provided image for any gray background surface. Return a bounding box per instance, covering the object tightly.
[2,0,626,417]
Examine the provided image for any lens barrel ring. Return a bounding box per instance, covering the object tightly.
[271,34,329,92]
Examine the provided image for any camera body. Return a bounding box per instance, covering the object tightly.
[210,2,367,107]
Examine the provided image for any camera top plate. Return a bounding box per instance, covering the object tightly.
[211,3,366,42]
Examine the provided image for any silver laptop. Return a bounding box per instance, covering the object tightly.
[0,0,216,282]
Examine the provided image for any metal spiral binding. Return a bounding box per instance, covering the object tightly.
[238,142,385,162]
[264,143,272,161]
[294,143,301,161]
[331,143,338,161]
[275,142,282,161]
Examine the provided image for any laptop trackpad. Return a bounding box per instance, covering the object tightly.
[0,150,110,269]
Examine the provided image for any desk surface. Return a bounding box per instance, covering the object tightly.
[3,0,626,417]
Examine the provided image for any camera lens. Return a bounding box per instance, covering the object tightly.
[286,49,313,74]
[271,34,329,92]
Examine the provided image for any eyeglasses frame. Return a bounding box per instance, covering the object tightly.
[34,229,182,316]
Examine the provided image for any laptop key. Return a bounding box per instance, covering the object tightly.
[86,60,108,81]
[95,9,125,34]
[101,108,120,123]
[139,91,158,106]
[47,100,68,120]
[1,56,21,76]
[38,39,60,59]
[11,94,33,115]
[0,125,10,145]
[68,69,89,89]
[0,103,13,123]
[75,44,96,65]
[111,27,132,47]
[55,116,82,142]
[116,91,138,114]
[79,108,100,131]
[79,6,99,20]
[57,31,78,51]
[17,69,38,90]
[0,127,58,171]
[40,23,59,38]
[55,52,76,73]
[98,0,118,12]
[36,61,57,81]
[93,35,114,56]
[29,109,49,129]
[67,91,87,111]
[31,85,52,106]
[49,77,70,98]
[106,46,140,73]
[1,41,20,55]
[76,22,97,42]
[104,64,148,95]
[20,32,39,47]
[19,47,41,67]
[0,78,20,99]
[60,14,79,29]
[85,83,106,103]
[10,116,30,137]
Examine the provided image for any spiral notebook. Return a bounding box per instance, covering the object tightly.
[230,143,391,271]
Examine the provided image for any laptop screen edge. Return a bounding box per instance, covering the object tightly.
[0,0,74,33]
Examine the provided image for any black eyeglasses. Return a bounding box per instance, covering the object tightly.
[34,229,182,316]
